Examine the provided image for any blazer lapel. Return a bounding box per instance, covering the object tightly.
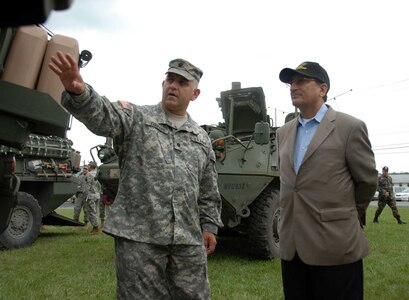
[301,107,336,164]
[284,119,299,172]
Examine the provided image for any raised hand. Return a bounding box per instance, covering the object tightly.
[49,50,86,95]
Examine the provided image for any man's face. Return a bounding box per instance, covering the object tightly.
[161,73,200,115]
[288,75,325,109]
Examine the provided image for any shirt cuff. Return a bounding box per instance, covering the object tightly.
[69,85,90,102]
[202,223,219,235]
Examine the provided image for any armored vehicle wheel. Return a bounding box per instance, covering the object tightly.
[0,192,42,249]
[247,188,280,259]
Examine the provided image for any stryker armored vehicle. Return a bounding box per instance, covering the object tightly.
[94,82,282,259]
[0,22,92,249]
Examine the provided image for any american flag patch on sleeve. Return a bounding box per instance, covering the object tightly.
[118,100,132,111]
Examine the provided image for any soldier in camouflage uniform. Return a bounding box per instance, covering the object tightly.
[49,52,223,299]
[97,177,107,228]
[84,161,102,234]
[73,165,89,227]
[98,192,106,228]
[373,166,406,224]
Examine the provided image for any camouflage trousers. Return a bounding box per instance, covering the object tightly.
[98,197,105,222]
[115,237,210,300]
[73,193,88,223]
[375,197,401,219]
[85,195,99,227]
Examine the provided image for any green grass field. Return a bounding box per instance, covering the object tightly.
[0,205,408,299]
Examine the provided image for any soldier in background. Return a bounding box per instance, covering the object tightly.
[84,161,102,234]
[98,191,106,229]
[374,166,406,224]
[73,165,89,228]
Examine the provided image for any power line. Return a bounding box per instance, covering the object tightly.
[328,89,353,102]
[327,78,409,102]
[267,107,292,114]
[374,146,409,151]
[373,143,409,150]
[374,151,409,155]
[371,129,409,136]
[371,131,409,136]
[358,78,409,93]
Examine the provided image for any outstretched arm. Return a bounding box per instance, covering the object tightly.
[48,51,85,95]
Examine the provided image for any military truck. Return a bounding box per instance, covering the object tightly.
[95,82,282,259]
[0,0,73,238]
[0,23,92,249]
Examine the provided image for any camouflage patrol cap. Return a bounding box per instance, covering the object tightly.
[382,166,389,171]
[279,61,330,92]
[166,58,203,82]
[88,161,97,168]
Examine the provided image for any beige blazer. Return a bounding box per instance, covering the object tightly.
[276,106,377,266]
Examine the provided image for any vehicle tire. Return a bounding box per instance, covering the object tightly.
[0,192,42,249]
[247,187,280,259]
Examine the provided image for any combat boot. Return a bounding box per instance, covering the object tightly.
[397,218,406,224]
[373,217,379,223]
[83,222,89,229]
[91,226,99,235]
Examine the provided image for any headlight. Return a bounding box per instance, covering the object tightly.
[98,149,106,160]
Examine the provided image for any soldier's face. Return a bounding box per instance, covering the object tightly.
[161,73,200,116]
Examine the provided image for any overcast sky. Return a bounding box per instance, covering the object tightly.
[44,0,409,172]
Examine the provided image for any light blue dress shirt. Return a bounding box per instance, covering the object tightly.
[293,104,328,174]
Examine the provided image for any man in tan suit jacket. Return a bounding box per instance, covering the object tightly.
[276,61,377,299]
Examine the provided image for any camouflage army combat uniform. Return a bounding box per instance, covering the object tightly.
[98,195,105,227]
[84,167,102,233]
[374,170,405,224]
[61,85,223,299]
[73,170,88,225]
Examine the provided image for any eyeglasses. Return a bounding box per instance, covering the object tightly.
[286,77,317,88]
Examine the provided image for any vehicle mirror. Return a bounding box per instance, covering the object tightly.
[254,122,269,145]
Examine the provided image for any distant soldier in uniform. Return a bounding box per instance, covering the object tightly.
[98,191,106,229]
[49,52,223,299]
[73,165,89,228]
[374,166,406,224]
[84,161,102,234]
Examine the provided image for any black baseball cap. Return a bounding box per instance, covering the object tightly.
[279,61,330,92]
